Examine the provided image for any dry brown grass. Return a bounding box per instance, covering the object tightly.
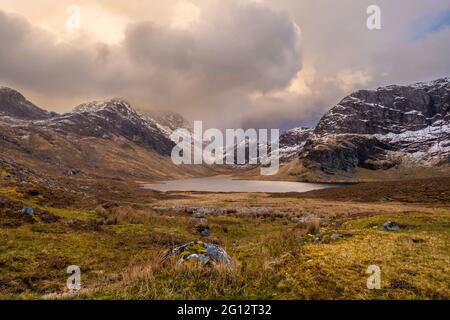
[103,206,176,225]
[294,218,321,235]
[306,218,321,235]
[1,171,449,300]
[99,253,244,300]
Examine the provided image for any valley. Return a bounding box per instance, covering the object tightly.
[0,78,449,299]
[0,171,449,299]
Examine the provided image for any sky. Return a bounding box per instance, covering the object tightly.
[0,0,449,130]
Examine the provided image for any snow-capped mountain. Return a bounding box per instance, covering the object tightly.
[278,127,313,161]
[139,110,193,137]
[38,99,175,156]
[0,88,182,156]
[1,77,449,182]
[0,88,215,180]
[299,77,450,174]
[315,77,450,135]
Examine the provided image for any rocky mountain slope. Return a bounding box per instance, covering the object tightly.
[0,88,217,183]
[45,99,175,155]
[1,77,449,184]
[297,77,450,178]
[278,127,313,161]
[139,109,193,137]
[0,87,55,120]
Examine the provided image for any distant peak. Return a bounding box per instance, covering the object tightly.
[0,86,25,98]
[73,98,134,114]
[410,77,450,89]
[375,77,450,92]
[286,126,312,133]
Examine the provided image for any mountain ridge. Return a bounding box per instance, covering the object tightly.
[294,77,450,179]
[1,77,449,183]
[0,88,219,183]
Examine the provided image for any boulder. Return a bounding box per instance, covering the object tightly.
[165,241,233,268]
[21,207,34,215]
[67,169,80,176]
[391,279,416,290]
[331,233,343,240]
[381,221,400,231]
[203,243,233,266]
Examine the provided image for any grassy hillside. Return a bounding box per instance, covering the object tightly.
[0,176,449,299]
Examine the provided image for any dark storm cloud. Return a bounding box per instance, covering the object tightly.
[0,11,98,94]
[0,1,302,127]
[1,0,450,129]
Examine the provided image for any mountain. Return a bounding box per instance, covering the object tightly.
[139,110,193,137]
[279,127,313,162]
[0,87,54,120]
[43,99,176,155]
[0,88,216,184]
[297,77,450,178]
[1,77,449,185]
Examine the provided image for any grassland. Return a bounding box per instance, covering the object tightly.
[0,175,449,300]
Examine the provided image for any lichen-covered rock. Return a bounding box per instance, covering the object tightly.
[204,243,233,266]
[165,241,233,267]
[184,253,211,264]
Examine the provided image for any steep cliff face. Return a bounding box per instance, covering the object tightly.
[299,78,450,174]
[315,78,450,135]
[278,127,313,161]
[54,99,175,156]
[300,134,395,173]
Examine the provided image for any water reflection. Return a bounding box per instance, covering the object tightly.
[142,177,333,193]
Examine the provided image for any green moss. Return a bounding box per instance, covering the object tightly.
[186,242,207,254]
[44,207,95,220]
[0,188,28,202]
[0,187,94,220]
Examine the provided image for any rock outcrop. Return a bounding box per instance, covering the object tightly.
[299,78,450,174]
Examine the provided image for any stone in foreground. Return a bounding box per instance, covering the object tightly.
[21,207,34,215]
[381,221,400,231]
[165,241,233,268]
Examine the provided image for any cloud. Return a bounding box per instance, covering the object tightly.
[241,0,450,128]
[0,1,302,128]
[122,0,302,120]
[170,0,201,30]
[0,10,101,94]
[0,0,449,129]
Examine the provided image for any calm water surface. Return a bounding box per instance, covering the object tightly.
[142,177,333,193]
